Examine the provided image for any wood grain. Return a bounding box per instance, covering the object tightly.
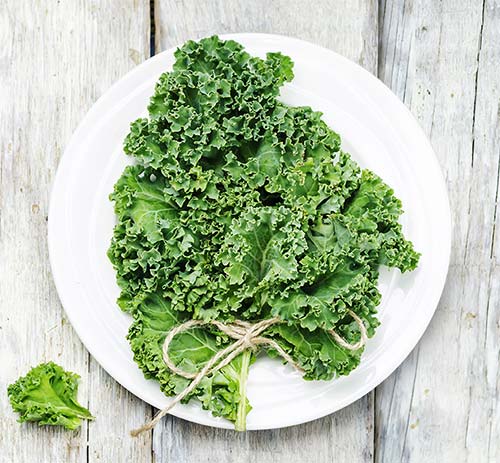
[377,0,500,461]
[0,1,151,462]
[152,1,377,462]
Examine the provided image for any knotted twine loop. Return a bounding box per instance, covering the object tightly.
[131,309,367,437]
[328,310,368,351]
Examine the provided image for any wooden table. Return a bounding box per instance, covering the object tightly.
[1,1,498,461]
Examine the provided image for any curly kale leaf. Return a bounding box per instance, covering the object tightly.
[7,362,93,430]
[128,292,252,428]
[124,37,294,173]
[108,35,420,429]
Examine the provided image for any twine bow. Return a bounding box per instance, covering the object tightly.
[131,309,367,436]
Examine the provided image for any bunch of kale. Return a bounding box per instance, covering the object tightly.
[108,36,419,430]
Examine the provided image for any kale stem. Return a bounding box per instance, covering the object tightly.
[235,349,251,431]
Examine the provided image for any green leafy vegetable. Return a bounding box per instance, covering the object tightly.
[7,362,93,430]
[108,36,419,430]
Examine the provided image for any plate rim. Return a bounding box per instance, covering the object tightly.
[48,32,452,430]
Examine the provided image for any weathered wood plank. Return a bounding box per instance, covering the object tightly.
[457,2,500,460]
[152,1,377,462]
[0,1,151,462]
[155,395,374,463]
[155,0,377,73]
[377,0,500,461]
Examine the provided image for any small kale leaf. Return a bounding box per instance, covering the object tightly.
[7,362,93,430]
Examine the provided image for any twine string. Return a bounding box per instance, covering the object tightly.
[130,309,367,437]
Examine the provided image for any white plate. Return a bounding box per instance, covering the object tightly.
[48,33,451,430]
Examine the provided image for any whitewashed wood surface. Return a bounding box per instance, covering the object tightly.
[0,1,498,462]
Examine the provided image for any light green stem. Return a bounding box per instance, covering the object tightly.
[234,349,252,431]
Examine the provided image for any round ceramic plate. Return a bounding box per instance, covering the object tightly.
[48,33,451,430]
